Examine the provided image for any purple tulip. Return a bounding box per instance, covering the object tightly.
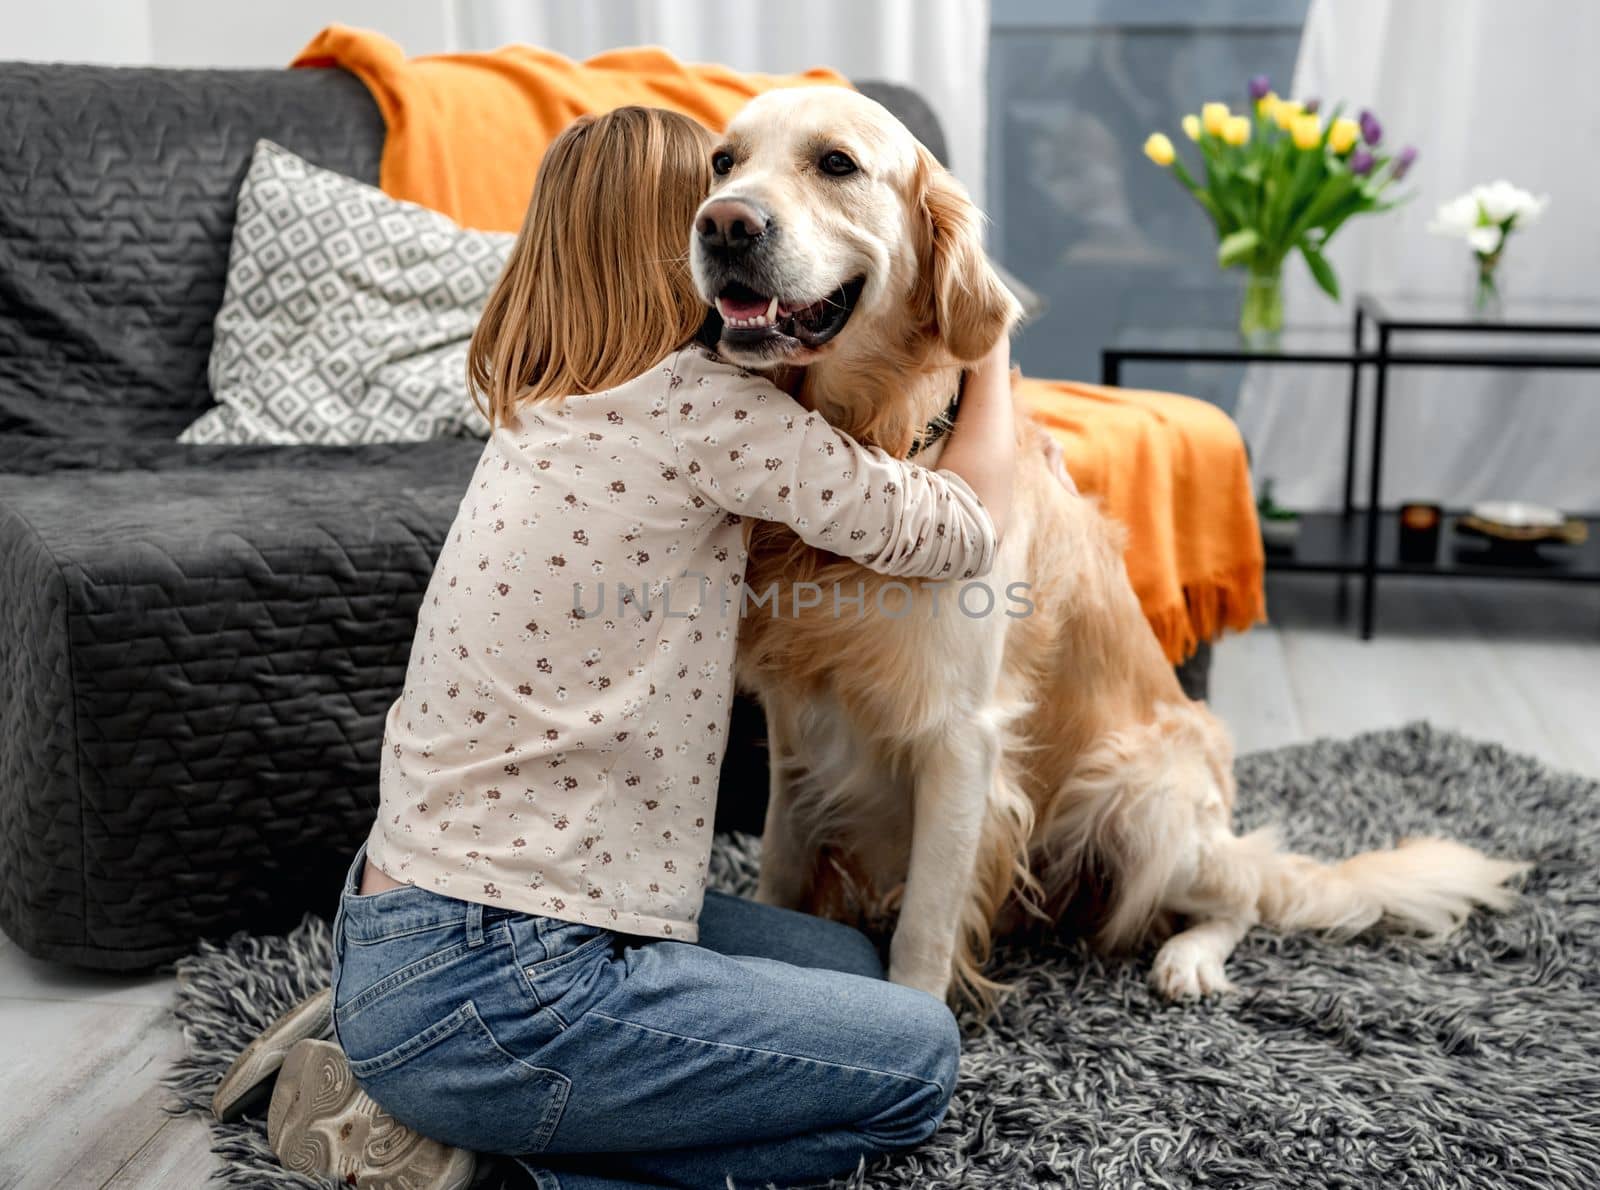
[1249,74,1272,100]
[1349,149,1375,176]
[1392,146,1418,180]
[1359,109,1383,146]
[1303,97,1321,114]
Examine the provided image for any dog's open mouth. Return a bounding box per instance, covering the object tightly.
[715,277,866,350]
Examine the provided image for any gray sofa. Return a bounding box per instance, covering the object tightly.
[0,61,1207,970]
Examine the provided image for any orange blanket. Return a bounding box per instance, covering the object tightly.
[293,26,849,232]
[294,28,1264,661]
[1024,379,1265,661]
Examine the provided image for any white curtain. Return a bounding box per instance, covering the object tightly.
[2,1,458,67]
[460,0,991,202]
[4,1,988,202]
[1233,0,1600,512]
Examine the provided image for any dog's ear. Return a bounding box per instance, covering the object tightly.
[913,146,1021,362]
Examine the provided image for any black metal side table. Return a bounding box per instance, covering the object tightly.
[1100,296,1600,640]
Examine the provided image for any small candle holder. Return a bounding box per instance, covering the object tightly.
[1398,502,1443,564]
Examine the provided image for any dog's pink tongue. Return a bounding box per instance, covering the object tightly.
[717,294,771,321]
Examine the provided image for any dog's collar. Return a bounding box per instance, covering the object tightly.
[908,378,964,458]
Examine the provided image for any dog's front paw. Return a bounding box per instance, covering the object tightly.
[1150,937,1235,1000]
[889,931,954,1001]
[888,960,952,1001]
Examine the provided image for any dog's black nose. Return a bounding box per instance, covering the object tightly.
[696,198,771,253]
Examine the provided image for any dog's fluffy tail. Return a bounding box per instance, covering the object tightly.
[1253,835,1528,941]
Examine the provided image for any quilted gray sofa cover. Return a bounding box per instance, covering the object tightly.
[0,62,988,969]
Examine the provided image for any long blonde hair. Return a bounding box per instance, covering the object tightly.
[468,106,715,424]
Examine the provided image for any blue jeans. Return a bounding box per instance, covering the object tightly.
[329,848,959,1189]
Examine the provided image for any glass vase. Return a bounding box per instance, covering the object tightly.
[1472,252,1503,319]
[1238,264,1284,348]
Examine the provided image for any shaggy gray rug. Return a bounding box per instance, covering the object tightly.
[167,724,1600,1189]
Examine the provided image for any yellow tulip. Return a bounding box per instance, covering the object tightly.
[1327,116,1360,154]
[1256,91,1280,119]
[1273,99,1304,130]
[1201,102,1230,137]
[1222,115,1251,146]
[1143,132,1175,166]
[1182,114,1201,141]
[1291,113,1323,150]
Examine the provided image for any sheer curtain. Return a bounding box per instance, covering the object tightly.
[6,2,988,197]
[460,0,990,200]
[1233,0,1600,512]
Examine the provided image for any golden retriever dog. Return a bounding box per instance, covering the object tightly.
[689,86,1526,1006]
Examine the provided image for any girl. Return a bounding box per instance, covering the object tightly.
[265,105,1016,1190]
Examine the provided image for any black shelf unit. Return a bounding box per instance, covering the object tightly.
[1100,294,1600,639]
[1271,511,1600,583]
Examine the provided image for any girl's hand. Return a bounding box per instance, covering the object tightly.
[1041,435,1077,493]
[937,336,1017,540]
[969,335,1010,391]
[967,343,1073,493]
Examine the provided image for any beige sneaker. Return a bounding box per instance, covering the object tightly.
[267,1038,477,1190]
[212,987,334,1123]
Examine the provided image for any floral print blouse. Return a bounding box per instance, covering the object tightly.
[366,345,997,939]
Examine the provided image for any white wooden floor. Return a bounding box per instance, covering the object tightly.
[2,576,1596,1188]
[1210,576,1600,779]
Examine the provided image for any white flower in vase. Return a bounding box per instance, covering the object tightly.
[1471,179,1547,227]
[1428,180,1549,314]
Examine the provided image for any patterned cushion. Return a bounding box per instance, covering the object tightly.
[180,141,512,445]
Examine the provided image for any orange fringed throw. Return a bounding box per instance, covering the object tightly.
[1023,379,1266,662]
[292,26,850,233]
[292,29,1263,662]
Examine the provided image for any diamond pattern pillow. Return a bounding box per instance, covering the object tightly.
[180,140,513,445]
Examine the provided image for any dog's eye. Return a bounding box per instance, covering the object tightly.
[819,151,858,177]
[712,151,735,176]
